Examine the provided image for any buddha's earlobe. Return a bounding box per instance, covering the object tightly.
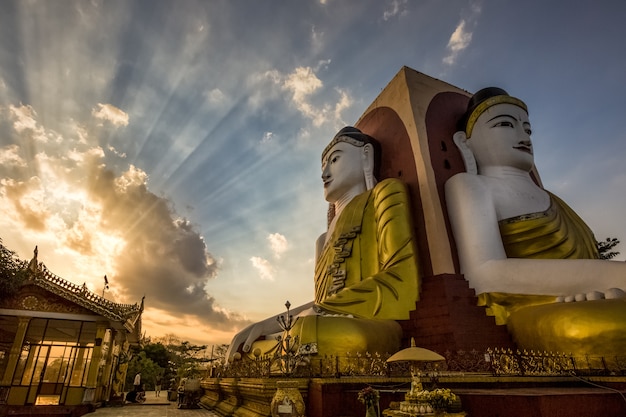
[362,144,377,190]
[453,131,477,175]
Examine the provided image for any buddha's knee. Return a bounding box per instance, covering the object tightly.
[508,299,626,355]
[295,316,403,357]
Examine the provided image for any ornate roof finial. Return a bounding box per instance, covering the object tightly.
[28,246,39,273]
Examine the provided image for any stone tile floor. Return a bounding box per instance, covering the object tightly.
[86,391,219,417]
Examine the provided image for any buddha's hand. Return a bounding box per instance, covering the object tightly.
[225,318,282,361]
[556,288,626,303]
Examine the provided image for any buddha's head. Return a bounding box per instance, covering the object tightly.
[455,87,534,173]
[321,126,381,204]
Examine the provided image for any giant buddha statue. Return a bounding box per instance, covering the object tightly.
[227,127,419,361]
[445,87,626,355]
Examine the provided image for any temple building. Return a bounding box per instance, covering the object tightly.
[0,248,143,411]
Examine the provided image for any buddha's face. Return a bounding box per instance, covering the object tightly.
[321,141,366,203]
[468,103,534,171]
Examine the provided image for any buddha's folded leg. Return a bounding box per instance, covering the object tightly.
[246,315,402,361]
[291,315,403,357]
[507,299,626,356]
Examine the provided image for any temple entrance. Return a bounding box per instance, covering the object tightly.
[11,319,96,405]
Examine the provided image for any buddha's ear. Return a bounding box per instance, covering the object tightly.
[362,143,377,190]
[453,131,477,175]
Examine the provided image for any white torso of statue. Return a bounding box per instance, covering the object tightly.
[446,91,625,299]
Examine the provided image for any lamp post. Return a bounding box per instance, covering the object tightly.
[275,301,299,375]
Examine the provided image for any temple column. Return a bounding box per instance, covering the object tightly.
[83,322,108,402]
[1,316,31,386]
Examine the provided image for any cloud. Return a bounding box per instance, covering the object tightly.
[283,66,323,107]
[9,105,49,142]
[443,20,473,65]
[268,233,288,259]
[281,66,350,127]
[245,65,351,128]
[0,145,26,167]
[205,88,227,106]
[443,2,482,66]
[1,177,49,231]
[91,103,129,127]
[261,132,274,144]
[383,0,408,21]
[0,99,249,335]
[250,256,275,281]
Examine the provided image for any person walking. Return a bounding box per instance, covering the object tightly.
[134,372,141,392]
[155,374,162,397]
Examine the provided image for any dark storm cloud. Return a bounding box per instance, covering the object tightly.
[86,163,247,330]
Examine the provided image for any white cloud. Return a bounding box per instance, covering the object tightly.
[310,27,325,54]
[250,256,275,281]
[205,88,226,105]
[107,145,127,159]
[281,66,351,127]
[267,233,288,259]
[443,20,473,66]
[0,145,26,167]
[333,89,353,123]
[383,0,408,21]
[8,104,49,142]
[443,2,482,66]
[114,164,149,193]
[283,66,323,105]
[91,103,129,127]
[261,132,274,144]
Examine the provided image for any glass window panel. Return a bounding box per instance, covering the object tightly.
[0,316,17,378]
[12,344,32,385]
[69,346,92,387]
[24,319,47,344]
[79,322,96,346]
[19,345,44,385]
[42,345,69,383]
[30,348,47,384]
[44,320,82,344]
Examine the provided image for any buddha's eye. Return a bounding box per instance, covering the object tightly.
[494,120,514,128]
[525,128,532,135]
[331,156,339,164]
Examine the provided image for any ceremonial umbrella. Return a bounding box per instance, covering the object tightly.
[386,338,445,364]
[387,338,445,391]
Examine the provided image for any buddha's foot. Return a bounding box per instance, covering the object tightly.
[508,298,626,356]
[556,288,626,303]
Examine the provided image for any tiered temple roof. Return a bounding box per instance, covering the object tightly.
[29,264,143,333]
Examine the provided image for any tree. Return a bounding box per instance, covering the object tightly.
[168,340,210,379]
[597,237,621,260]
[0,238,28,301]
[125,351,162,392]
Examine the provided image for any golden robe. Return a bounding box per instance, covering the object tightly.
[478,193,626,355]
[291,178,420,356]
[478,193,599,325]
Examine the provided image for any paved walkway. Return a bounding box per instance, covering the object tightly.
[86,391,220,417]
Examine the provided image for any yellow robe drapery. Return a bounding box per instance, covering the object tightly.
[292,178,420,356]
[478,193,599,325]
[478,193,626,355]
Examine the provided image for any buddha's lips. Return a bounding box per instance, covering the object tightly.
[513,145,533,154]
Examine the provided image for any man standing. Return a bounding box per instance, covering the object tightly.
[155,375,162,397]
[133,372,141,392]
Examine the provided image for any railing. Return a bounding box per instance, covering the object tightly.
[486,347,626,377]
[209,348,626,379]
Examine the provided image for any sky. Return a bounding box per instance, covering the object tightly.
[0,0,625,347]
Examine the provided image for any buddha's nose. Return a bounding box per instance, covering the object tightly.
[322,165,330,180]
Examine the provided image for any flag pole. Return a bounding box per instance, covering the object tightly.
[102,275,109,297]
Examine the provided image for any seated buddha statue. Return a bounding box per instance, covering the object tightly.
[445,87,626,355]
[226,127,419,361]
